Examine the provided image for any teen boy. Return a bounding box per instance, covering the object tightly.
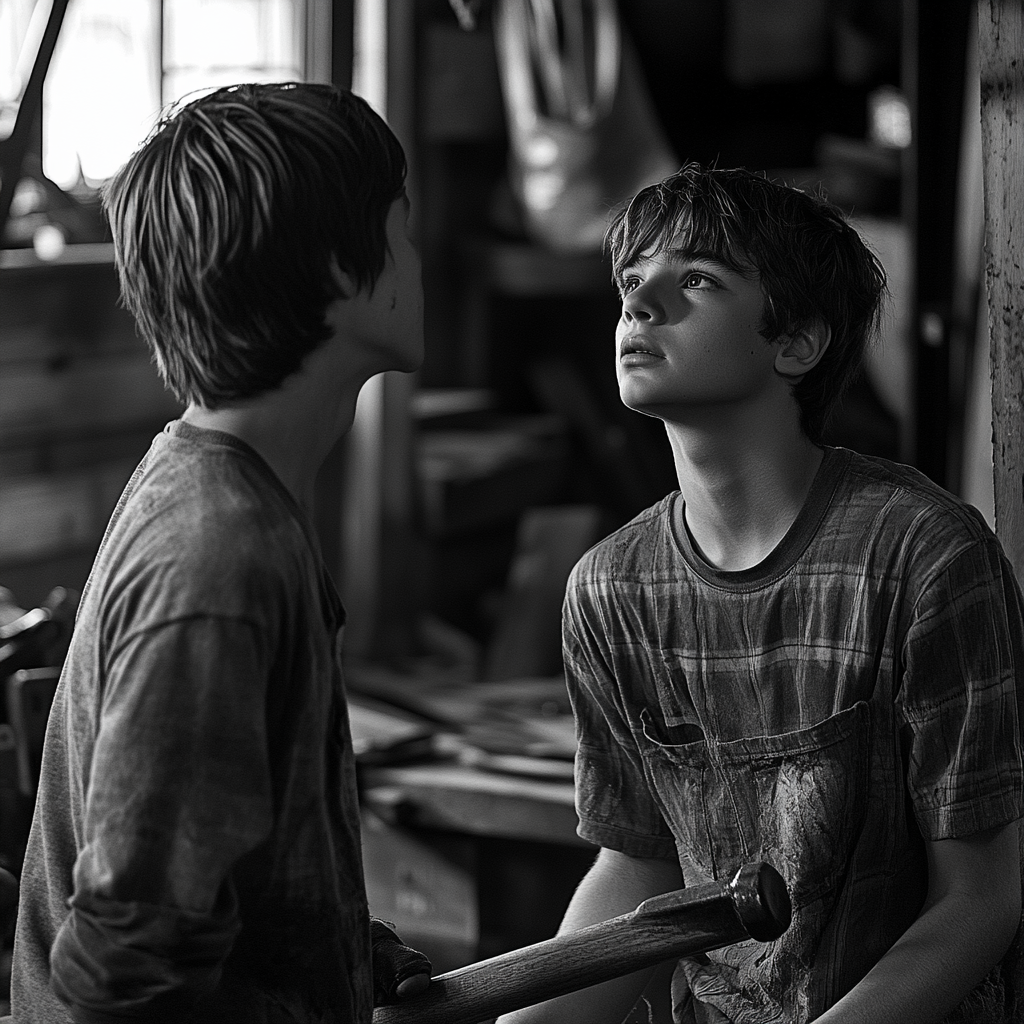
[12,83,430,1022]
[500,164,1024,1024]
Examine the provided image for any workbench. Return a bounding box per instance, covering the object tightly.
[349,669,596,973]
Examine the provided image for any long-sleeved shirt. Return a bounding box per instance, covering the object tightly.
[12,420,373,1023]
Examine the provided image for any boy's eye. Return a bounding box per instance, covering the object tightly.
[683,272,715,289]
[618,276,640,297]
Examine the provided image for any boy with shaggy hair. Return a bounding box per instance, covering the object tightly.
[12,82,429,1022]
[501,164,1024,1024]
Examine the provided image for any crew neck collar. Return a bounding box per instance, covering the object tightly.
[163,418,312,531]
[670,445,851,589]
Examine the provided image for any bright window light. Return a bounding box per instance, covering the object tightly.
[45,0,161,187]
[0,0,306,191]
[0,0,49,138]
[163,0,304,107]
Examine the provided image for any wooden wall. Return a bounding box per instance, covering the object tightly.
[0,246,181,607]
[979,0,1024,584]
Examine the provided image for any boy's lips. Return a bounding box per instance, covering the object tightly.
[619,335,663,361]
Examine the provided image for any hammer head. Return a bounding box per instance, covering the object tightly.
[729,862,792,942]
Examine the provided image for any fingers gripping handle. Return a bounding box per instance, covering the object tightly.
[372,861,791,1024]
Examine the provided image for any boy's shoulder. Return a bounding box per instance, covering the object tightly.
[569,491,679,586]
[86,423,318,627]
[569,447,1003,591]
[129,421,303,541]
[835,448,998,556]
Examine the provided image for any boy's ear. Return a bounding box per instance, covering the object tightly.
[774,321,831,380]
[329,259,357,299]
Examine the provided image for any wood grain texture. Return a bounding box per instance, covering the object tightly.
[372,863,790,1024]
[0,354,179,443]
[361,761,580,846]
[0,459,138,564]
[979,0,1024,581]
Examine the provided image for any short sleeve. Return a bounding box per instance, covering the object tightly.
[899,536,1024,841]
[563,583,677,859]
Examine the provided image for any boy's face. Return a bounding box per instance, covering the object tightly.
[336,194,424,374]
[614,246,777,422]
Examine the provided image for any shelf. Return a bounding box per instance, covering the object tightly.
[0,242,115,274]
[460,235,613,297]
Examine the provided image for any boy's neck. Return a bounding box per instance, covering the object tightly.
[182,347,365,511]
[667,415,824,572]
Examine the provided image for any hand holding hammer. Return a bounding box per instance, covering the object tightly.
[373,861,791,1024]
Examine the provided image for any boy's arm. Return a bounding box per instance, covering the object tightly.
[816,817,1021,1024]
[496,847,683,1024]
[50,617,276,1022]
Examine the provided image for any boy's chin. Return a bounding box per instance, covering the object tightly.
[619,389,669,420]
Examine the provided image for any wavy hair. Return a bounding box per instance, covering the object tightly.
[605,163,888,442]
[103,83,407,407]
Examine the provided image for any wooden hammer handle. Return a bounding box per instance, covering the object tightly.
[373,862,790,1024]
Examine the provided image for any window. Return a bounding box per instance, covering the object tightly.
[2,0,314,190]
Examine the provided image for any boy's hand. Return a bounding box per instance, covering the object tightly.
[369,917,432,1004]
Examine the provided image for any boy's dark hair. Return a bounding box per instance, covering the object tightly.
[605,163,888,442]
[103,82,407,407]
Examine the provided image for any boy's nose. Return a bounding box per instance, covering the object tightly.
[622,286,661,323]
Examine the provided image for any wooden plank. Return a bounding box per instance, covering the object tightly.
[360,761,582,846]
[0,257,138,364]
[373,865,791,1024]
[979,0,1024,582]
[0,460,139,564]
[0,353,180,445]
[0,242,115,272]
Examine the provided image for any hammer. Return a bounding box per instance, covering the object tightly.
[373,861,791,1024]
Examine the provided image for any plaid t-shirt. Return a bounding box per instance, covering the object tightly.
[12,421,373,1023]
[565,446,1024,1023]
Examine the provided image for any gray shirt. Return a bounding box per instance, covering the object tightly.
[12,420,372,1022]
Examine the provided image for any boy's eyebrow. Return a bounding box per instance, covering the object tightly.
[663,247,747,274]
[615,248,753,283]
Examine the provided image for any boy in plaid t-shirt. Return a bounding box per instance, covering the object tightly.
[500,164,1024,1024]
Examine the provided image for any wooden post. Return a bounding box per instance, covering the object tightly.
[337,0,422,662]
[979,0,1024,584]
